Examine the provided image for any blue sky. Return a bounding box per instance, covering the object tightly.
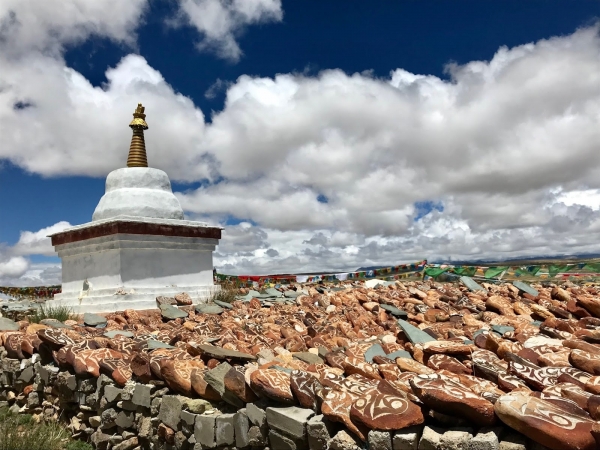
[1,0,600,284]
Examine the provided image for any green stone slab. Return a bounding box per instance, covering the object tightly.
[236,293,253,302]
[491,325,515,336]
[213,299,233,310]
[0,317,19,331]
[195,304,225,315]
[272,366,293,374]
[386,350,413,360]
[397,319,437,344]
[159,304,188,320]
[460,276,486,292]
[83,313,107,327]
[364,343,387,363]
[265,288,283,298]
[513,281,539,298]
[195,344,256,362]
[148,340,175,350]
[380,304,408,318]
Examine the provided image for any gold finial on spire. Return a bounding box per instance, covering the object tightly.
[126,103,149,167]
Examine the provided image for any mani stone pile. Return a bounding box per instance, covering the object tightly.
[4,282,600,449]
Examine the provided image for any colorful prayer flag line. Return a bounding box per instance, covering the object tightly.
[217,259,427,287]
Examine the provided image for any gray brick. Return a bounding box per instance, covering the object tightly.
[234,409,250,448]
[195,415,216,448]
[104,385,123,403]
[269,429,307,450]
[418,426,444,450]
[369,430,392,450]
[439,428,474,450]
[393,426,422,450]
[466,428,500,450]
[247,403,266,428]
[266,406,314,440]
[216,414,235,446]
[158,395,182,431]
[131,384,152,408]
[307,415,336,450]
[499,432,527,450]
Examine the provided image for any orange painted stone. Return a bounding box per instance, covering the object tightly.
[160,359,205,396]
[495,393,596,450]
[350,392,424,430]
[410,374,496,426]
[249,369,295,404]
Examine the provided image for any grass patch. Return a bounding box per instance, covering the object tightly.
[0,408,71,450]
[210,287,238,304]
[28,304,74,324]
[65,442,93,450]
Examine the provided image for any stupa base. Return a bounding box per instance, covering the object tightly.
[48,285,220,314]
[49,216,222,315]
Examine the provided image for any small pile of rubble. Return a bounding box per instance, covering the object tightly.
[2,279,600,449]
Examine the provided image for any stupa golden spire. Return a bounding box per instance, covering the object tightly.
[126,103,149,167]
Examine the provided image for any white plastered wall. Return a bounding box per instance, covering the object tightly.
[49,232,219,314]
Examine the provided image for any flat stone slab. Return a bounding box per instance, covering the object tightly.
[512,281,539,298]
[460,276,486,292]
[83,313,107,326]
[266,406,314,440]
[265,288,283,298]
[386,350,413,360]
[213,299,233,309]
[491,325,514,336]
[104,330,135,339]
[0,318,19,331]
[364,343,387,363]
[159,304,188,319]
[397,319,437,344]
[380,304,408,318]
[272,365,293,374]
[147,340,175,350]
[40,319,72,329]
[196,344,256,361]
[195,304,225,315]
[293,352,323,365]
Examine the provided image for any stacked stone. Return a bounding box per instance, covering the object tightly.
[2,280,600,449]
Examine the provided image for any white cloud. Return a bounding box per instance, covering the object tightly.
[172,0,283,61]
[0,256,28,279]
[3,3,600,276]
[12,221,71,256]
[0,221,69,286]
[0,0,147,55]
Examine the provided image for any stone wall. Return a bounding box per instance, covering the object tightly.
[0,349,542,450]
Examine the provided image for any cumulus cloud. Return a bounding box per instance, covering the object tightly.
[12,221,71,256]
[0,222,69,286]
[171,0,283,61]
[0,0,147,55]
[0,256,28,279]
[2,2,600,276]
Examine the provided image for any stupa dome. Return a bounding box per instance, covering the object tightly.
[91,103,185,222]
[92,167,184,221]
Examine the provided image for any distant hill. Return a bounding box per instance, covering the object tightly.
[356,266,389,271]
[432,253,600,266]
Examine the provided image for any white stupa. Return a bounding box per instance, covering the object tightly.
[48,104,221,313]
